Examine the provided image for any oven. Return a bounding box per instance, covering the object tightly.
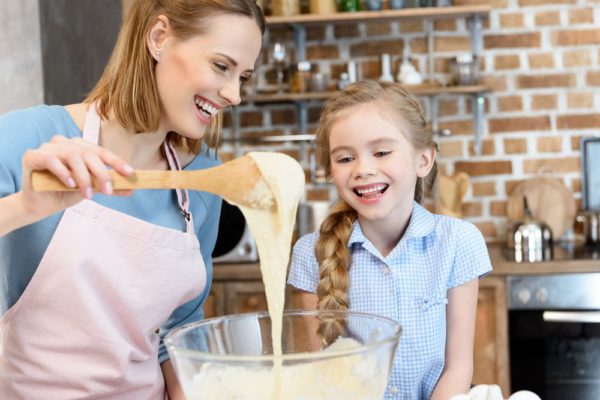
[508,272,600,399]
[212,199,258,263]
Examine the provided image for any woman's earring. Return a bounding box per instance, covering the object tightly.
[155,50,161,61]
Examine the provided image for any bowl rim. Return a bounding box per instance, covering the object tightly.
[164,309,402,363]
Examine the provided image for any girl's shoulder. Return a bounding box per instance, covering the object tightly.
[431,212,483,240]
[292,231,319,257]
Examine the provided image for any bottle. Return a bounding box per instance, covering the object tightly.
[339,0,360,12]
[347,61,358,83]
[379,54,394,82]
[337,73,351,90]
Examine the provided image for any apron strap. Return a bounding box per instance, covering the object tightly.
[83,102,194,233]
[163,140,194,233]
[82,103,101,144]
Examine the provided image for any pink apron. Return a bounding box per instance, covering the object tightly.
[0,104,206,399]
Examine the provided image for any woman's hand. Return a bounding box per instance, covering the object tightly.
[20,135,134,219]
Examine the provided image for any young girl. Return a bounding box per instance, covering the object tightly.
[288,81,492,400]
[0,1,264,399]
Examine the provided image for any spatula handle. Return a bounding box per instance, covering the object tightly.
[31,169,201,191]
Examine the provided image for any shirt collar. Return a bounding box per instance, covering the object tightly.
[347,201,436,248]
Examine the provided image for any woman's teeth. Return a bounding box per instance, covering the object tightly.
[194,98,217,116]
[355,184,388,197]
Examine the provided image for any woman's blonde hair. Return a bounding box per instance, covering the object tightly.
[315,81,438,336]
[85,0,265,154]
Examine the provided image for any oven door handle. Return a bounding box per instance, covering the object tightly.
[543,311,600,323]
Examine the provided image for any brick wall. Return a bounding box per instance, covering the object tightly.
[221,0,600,241]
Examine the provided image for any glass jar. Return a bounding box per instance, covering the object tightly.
[450,54,480,86]
[290,61,312,93]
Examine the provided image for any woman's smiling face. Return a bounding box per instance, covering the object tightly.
[328,102,431,224]
[152,13,262,138]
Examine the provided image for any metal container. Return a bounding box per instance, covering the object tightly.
[576,211,600,245]
[507,197,553,263]
[296,201,331,237]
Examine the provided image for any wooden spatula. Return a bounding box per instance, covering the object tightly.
[31,154,275,210]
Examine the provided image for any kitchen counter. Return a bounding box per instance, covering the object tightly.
[214,243,600,280]
[487,242,600,276]
[212,262,261,281]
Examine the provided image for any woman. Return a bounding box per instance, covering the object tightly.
[0,1,265,398]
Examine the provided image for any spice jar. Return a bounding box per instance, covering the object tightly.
[271,0,300,16]
[290,61,311,93]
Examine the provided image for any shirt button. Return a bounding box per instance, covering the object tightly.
[389,386,399,395]
[382,265,391,275]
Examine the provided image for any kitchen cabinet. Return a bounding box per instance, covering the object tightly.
[473,276,510,395]
[239,5,492,154]
[204,263,291,316]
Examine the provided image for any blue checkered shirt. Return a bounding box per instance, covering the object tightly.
[288,202,492,399]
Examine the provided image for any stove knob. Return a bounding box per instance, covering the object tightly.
[517,288,531,304]
[536,287,548,304]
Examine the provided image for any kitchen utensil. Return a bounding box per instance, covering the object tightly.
[436,172,469,218]
[165,310,401,400]
[506,197,553,263]
[506,177,576,240]
[576,211,600,245]
[31,154,277,210]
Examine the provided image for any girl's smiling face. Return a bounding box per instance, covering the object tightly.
[151,13,262,139]
[329,101,433,225]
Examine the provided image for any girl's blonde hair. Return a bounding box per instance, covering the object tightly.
[85,0,265,154]
[315,81,438,329]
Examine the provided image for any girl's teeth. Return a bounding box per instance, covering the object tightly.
[357,184,387,195]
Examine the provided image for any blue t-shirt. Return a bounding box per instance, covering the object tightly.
[0,105,222,363]
[288,202,492,400]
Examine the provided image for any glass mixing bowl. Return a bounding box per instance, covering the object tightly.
[165,309,401,400]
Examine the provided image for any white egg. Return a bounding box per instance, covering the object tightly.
[468,384,505,400]
[448,395,471,400]
[508,390,542,400]
[468,385,490,400]
[487,385,504,400]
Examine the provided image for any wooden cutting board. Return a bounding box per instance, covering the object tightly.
[506,177,576,239]
[436,172,470,218]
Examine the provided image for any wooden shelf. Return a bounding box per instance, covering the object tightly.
[266,5,491,27]
[244,84,491,104]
